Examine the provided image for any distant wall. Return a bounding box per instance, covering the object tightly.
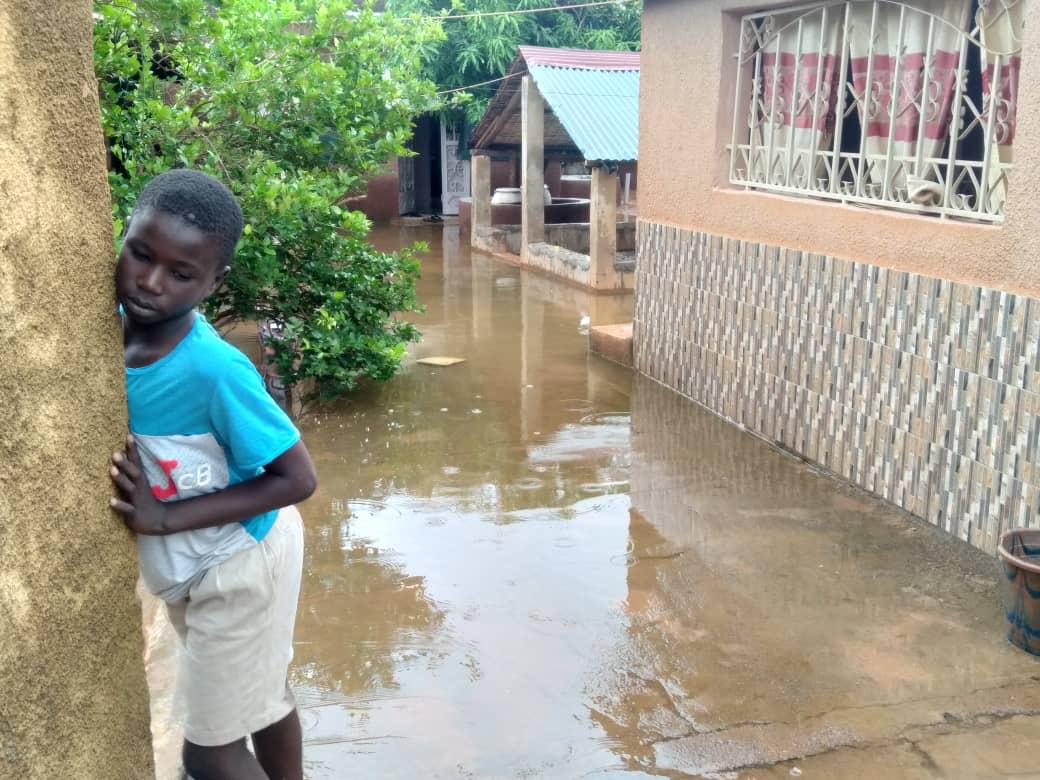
[491,159,518,191]
[342,159,400,222]
[526,242,635,291]
[472,221,635,258]
[0,3,154,777]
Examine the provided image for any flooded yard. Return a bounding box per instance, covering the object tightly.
[148,225,1040,779]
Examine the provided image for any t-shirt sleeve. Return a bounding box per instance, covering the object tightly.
[208,353,300,472]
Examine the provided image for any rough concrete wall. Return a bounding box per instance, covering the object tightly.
[639,0,1040,298]
[490,159,518,190]
[360,164,401,222]
[0,3,153,778]
[339,161,401,222]
[526,242,636,291]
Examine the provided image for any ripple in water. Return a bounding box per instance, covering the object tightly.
[557,398,595,413]
[580,480,630,494]
[513,477,545,491]
[344,499,401,522]
[579,412,631,426]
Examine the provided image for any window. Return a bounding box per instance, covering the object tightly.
[728,0,1024,222]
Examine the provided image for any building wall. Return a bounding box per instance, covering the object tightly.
[639,0,1040,299]
[491,159,519,191]
[635,0,1040,553]
[0,2,154,776]
[363,168,401,221]
[342,159,400,222]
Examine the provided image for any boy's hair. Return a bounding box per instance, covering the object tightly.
[133,169,244,264]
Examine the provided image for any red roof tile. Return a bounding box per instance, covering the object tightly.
[518,45,640,71]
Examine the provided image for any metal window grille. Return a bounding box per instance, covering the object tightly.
[729,0,1024,222]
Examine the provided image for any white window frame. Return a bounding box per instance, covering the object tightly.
[728,0,1023,223]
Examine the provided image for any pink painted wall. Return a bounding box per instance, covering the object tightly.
[640,0,1040,297]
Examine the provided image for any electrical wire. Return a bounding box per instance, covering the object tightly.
[438,83,638,99]
[437,0,638,21]
[437,70,527,94]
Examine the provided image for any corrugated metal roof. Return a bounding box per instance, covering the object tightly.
[518,44,640,71]
[468,46,640,163]
[527,63,639,162]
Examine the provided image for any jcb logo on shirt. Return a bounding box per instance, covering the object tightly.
[151,459,216,499]
[133,432,230,501]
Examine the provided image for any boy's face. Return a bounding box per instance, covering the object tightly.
[115,208,228,328]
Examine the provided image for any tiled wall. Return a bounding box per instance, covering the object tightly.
[634,222,1040,553]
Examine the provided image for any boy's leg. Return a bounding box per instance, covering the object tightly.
[177,507,305,779]
[247,506,305,779]
[251,707,303,780]
[182,738,268,780]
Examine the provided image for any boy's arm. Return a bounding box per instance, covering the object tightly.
[110,435,317,535]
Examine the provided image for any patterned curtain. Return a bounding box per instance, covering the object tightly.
[978,0,1024,212]
[848,0,972,195]
[757,8,843,189]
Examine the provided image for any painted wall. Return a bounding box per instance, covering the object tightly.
[639,0,1040,298]
[343,159,400,222]
[636,0,1040,554]
[491,159,519,191]
[0,3,153,777]
[636,224,1040,555]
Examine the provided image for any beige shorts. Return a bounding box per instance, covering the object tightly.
[165,506,304,747]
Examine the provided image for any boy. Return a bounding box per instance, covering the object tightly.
[109,169,317,780]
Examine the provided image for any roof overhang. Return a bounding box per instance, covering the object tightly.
[469,45,640,165]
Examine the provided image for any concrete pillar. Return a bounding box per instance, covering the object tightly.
[521,76,544,262]
[590,166,619,290]
[471,153,491,246]
[0,3,153,778]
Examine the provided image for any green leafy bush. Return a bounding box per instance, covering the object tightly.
[94,0,441,398]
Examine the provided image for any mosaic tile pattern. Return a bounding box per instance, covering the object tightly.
[634,222,1040,554]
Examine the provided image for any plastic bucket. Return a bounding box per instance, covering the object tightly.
[997,528,1040,655]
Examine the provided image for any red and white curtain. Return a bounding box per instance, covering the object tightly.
[848,0,972,195]
[979,0,1024,211]
[757,9,843,188]
[752,0,1025,212]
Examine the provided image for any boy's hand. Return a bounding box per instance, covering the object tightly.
[110,435,170,535]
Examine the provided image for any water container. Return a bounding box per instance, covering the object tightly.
[997,528,1040,655]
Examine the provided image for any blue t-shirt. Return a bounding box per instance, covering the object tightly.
[127,314,299,601]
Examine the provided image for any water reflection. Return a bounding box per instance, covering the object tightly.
[596,375,1040,776]
[293,497,447,703]
[289,225,640,778]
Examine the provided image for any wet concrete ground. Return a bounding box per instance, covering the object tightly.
[147,225,1040,778]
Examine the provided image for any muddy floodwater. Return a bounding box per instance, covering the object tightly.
[146,225,1040,779]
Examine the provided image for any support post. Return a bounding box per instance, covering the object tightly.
[590,165,618,290]
[0,2,154,777]
[471,153,491,246]
[521,76,544,262]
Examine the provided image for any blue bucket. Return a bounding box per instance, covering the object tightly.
[998,529,1040,656]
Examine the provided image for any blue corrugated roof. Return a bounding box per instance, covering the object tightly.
[528,64,639,163]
